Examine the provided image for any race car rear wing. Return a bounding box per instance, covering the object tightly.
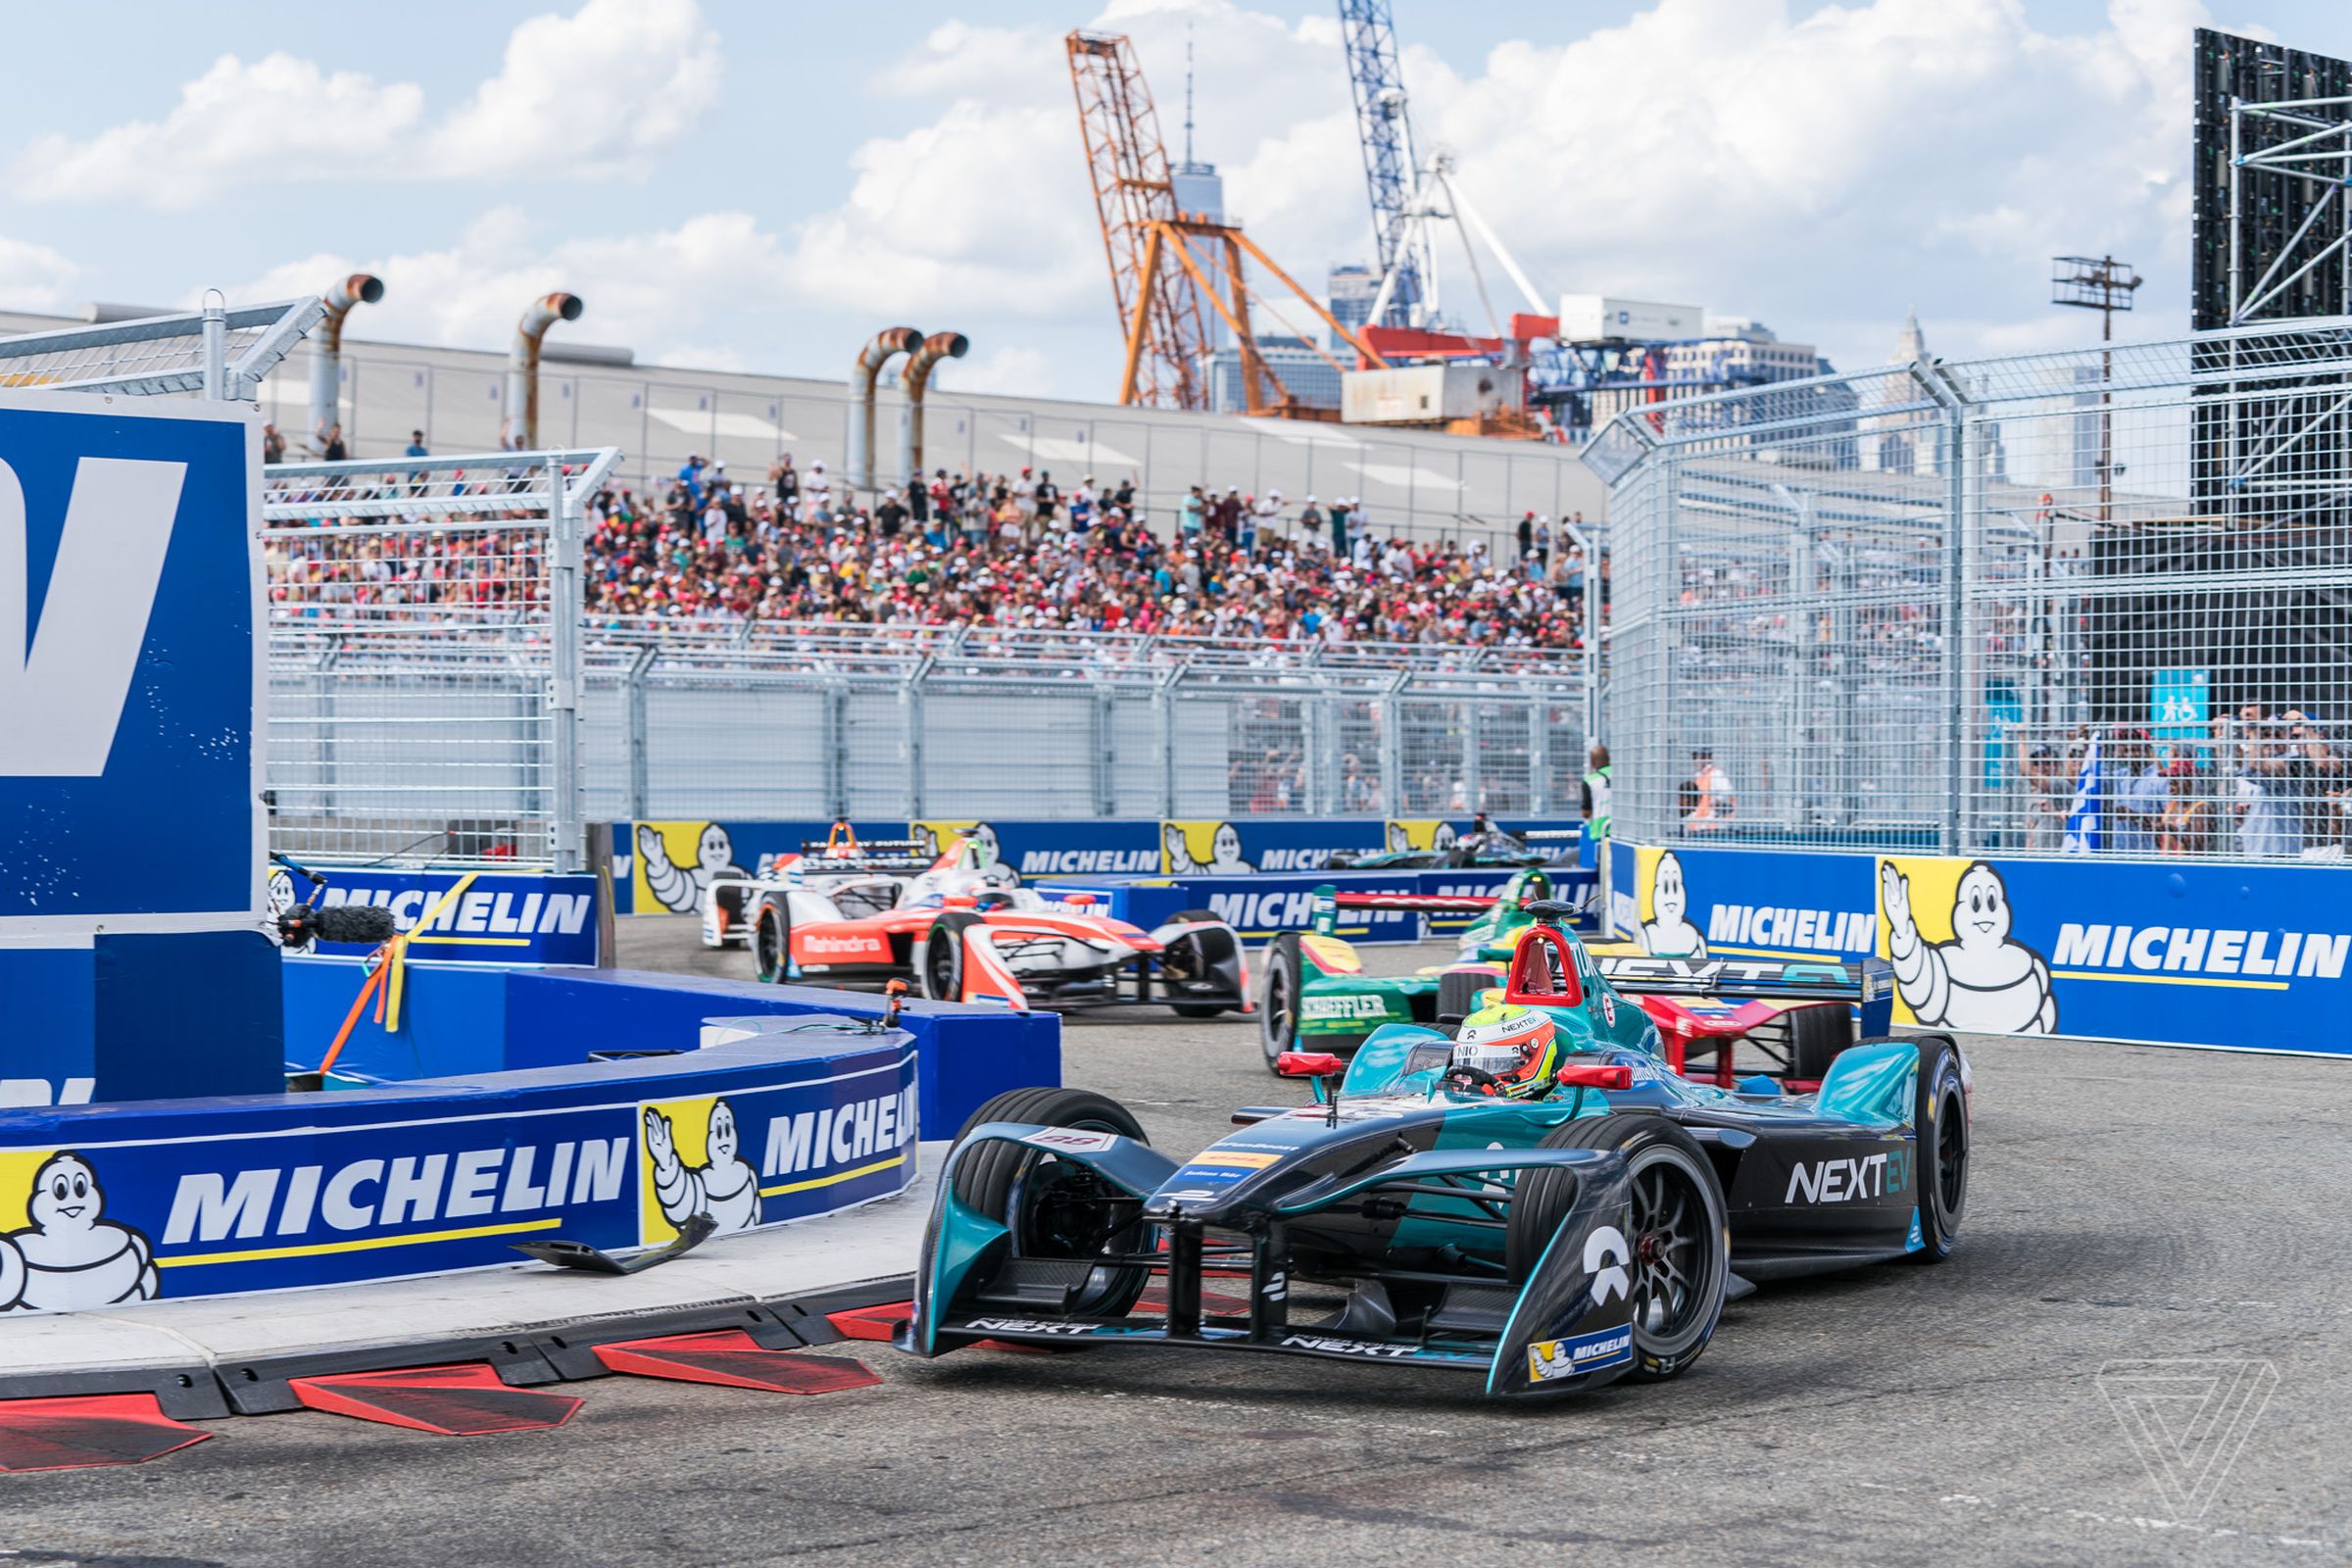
[1594,954,1894,1035]
[794,838,938,872]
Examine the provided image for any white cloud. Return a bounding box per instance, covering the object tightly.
[11,0,715,208]
[932,346,1052,397]
[427,0,721,178]
[771,0,2232,385]
[0,235,78,312]
[13,53,423,210]
[210,206,793,364]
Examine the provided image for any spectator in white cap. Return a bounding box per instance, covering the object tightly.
[1299,493,1326,551]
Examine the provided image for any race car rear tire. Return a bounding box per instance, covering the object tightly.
[1789,1005,1850,1079]
[920,913,981,1003]
[1906,1034,1969,1263]
[1437,967,1495,1028]
[1258,933,1303,1070]
[1164,911,1232,1017]
[754,902,790,985]
[1508,1114,1728,1383]
[949,1087,1153,1320]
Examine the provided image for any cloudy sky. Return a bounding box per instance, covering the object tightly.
[2,0,2342,398]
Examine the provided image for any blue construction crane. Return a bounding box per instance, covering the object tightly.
[1338,1,1426,328]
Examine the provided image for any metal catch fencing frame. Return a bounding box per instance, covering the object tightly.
[1587,318,2352,863]
[575,620,1589,824]
[264,449,620,870]
[0,297,324,399]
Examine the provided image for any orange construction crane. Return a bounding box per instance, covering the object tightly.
[1065,29,1385,416]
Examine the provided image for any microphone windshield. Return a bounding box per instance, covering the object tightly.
[310,904,399,946]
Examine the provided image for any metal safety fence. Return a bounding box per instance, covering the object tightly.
[263,453,1592,865]
[264,449,618,870]
[1586,318,2352,861]
[575,621,1588,824]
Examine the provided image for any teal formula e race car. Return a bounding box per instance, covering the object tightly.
[904,902,1971,1399]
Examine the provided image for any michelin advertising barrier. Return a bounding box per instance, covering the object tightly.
[272,864,601,966]
[1610,842,2351,1055]
[615,816,1588,914]
[0,1026,917,1312]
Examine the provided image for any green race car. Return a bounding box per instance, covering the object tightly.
[1255,871,1560,1070]
[1257,875,1891,1086]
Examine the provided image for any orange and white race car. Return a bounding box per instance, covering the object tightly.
[731,835,1250,1017]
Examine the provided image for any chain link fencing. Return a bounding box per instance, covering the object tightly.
[264,450,617,869]
[1587,319,2352,862]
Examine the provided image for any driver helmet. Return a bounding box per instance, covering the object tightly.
[972,889,1016,911]
[1451,1004,1559,1100]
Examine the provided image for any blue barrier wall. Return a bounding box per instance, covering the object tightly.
[282,958,1060,1135]
[614,816,1589,914]
[1609,841,2352,1056]
[0,1024,923,1310]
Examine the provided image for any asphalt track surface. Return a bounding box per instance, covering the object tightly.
[4,916,2347,1566]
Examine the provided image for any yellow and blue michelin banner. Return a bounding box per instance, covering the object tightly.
[614,816,1589,911]
[0,1033,917,1311]
[276,866,601,966]
[1609,842,2352,1055]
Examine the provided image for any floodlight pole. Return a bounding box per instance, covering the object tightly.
[2051,255,2141,519]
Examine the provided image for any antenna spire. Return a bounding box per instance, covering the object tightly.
[1183,23,1197,170]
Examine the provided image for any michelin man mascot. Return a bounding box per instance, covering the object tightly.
[1164,821,1254,874]
[1640,851,1708,958]
[0,1153,160,1311]
[643,1100,762,1235]
[638,822,746,915]
[1882,860,2056,1034]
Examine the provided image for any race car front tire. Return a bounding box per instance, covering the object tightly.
[1905,1034,1969,1263]
[1163,910,1234,1017]
[920,912,981,1003]
[1258,933,1303,1070]
[1507,1114,1729,1383]
[1437,967,1495,1029]
[753,902,790,984]
[949,1087,1154,1321]
[1789,1005,1850,1079]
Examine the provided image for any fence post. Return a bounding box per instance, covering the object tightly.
[1529,698,1550,815]
[626,645,655,819]
[1156,662,1184,818]
[903,662,928,820]
[1380,670,1406,817]
[1093,688,1117,818]
[547,454,584,873]
[825,681,850,819]
[1913,360,1970,858]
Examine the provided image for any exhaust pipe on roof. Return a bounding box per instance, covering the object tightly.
[308,273,383,457]
[504,291,584,451]
[849,326,923,494]
[899,330,969,489]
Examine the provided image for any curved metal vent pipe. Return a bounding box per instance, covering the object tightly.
[505,292,584,450]
[898,330,969,489]
[849,326,923,492]
[309,272,383,454]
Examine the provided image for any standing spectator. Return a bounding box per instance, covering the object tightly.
[2233,707,2302,857]
[1180,484,1206,542]
[803,460,830,523]
[1580,742,1611,868]
[677,455,707,507]
[1299,494,1325,551]
[2160,760,2216,856]
[1212,485,1244,541]
[876,489,907,540]
[405,429,429,459]
[262,423,286,466]
[1680,748,1736,831]
[1534,514,1552,571]
[772,454,801,517]
[1033,469,1059,533]
[2107,731,2168,857]
[1516,511,1535,564]
[320,422,348,462]
[1329,495,1351,560]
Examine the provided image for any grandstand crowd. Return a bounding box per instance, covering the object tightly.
[572,458,1599,649]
